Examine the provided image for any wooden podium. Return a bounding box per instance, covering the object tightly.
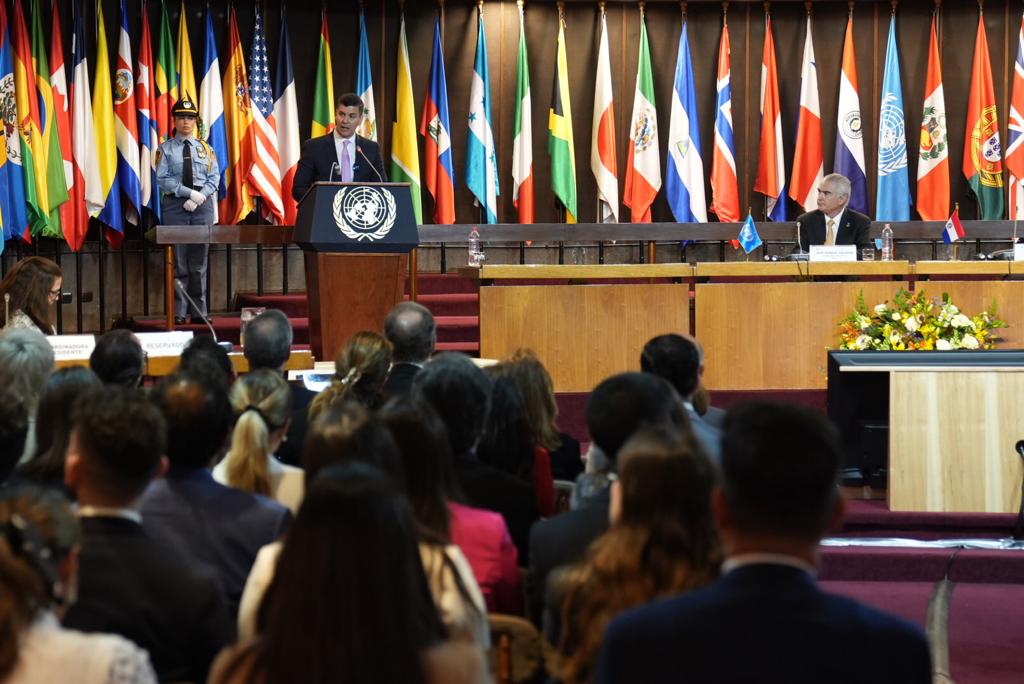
[294,182,418,361]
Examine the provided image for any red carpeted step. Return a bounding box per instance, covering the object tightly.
[405,292,479,317]
[407,273,479,295]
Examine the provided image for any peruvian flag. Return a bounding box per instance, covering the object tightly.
[591,8,617,223]
[1007,13,1024,219]
[49,0,74,244]
[788,15,822,213]
[943,207,965,244]
[916,14,949,221]
[624,8,660,223]
[754,15,785,221]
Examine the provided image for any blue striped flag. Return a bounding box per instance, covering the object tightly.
[665,19,705,223]
[876,16,910,221]
[199,5,227,203]
[465,6,498,223]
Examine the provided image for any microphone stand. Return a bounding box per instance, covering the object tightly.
[356,146,384,182]
[174,279,232,352]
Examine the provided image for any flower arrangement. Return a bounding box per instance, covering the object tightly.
[838,289,1007,351]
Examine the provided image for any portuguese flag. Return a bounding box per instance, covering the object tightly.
[963,12,1004,219]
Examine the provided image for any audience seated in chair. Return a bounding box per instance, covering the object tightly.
[62,385,233,682]
[0,485,157,683]
[553,426,720,683]
[0,328,54,462]
[238,403,489,648]
[640,333,722,463]
[413,353,538,564]
[381,397,523,616]
[140,371,291,618]
[594,402,933,684]
[209,463,489,684]
[213,369,304,514]
[382,300,436,399]
[179,335,235,388]
[243,309,315,467]
[307,330,393,423]
[527,372,690,626]
[89,329,145,387]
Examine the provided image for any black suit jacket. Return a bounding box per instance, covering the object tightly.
[796,208,874,254]
[382,362,421,399]
[275,382,318,467]
[292,133,387,202]
[595,564,932,684]
[63,516,233,683]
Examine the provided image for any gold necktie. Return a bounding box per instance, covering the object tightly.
[825,218,836,246]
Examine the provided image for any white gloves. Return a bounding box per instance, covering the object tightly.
[189,190,206,205]
[183,199,198,212]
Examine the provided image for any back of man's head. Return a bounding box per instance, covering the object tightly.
[640,334,702,399]
[243,309,293,370]
[69,386,166,504]
[411,352,491,455]
[586,372,688,466]
[384,301,436,364]
[179,336,235,389]
[721,402,842,542]
[151,372,233,469]
[0,328,54,412]
[89,329,145,387]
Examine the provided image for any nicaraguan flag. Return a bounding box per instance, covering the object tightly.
[876,16,910,221]
[738,213,762,254]
[665,20,706,223]
[465,7,498,223]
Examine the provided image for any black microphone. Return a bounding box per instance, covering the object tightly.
[356,145,384,183]
[795,220,805,254]
[328,162,340,183]
[173,279,233,353]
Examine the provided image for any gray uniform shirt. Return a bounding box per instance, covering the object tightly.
[156,135,220,199]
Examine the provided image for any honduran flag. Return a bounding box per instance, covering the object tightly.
[465,5,498,224]
[273,6,300,225]
[114,0,142,225]
[943,207,965,244]
[420,17,455,225]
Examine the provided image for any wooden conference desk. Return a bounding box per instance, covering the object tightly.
[55,350,315,376]
[465,261,1024,393]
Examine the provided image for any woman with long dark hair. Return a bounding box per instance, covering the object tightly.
[0,257,63,335]
[555,426,721,683]
[210,464,488,684]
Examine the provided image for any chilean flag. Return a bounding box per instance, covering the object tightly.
[788,15,823,213]
[420,17,454,224]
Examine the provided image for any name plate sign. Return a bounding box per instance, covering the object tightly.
[136,331,194,357]
[46,335,96,361]
[1014,244,1024,261]
[809,245,857,262]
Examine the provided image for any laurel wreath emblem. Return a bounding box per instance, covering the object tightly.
[332,187,397,242]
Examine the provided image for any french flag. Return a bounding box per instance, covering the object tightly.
[420,17,455,224]
[943,208,965,244]
[273,6,300,225]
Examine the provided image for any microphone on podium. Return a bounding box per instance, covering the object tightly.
[356,146,384,182]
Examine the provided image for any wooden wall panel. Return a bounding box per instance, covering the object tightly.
[478,283,690,391]
[911,280,1024,349]
[695,280,908,390]
[889,370,1024,513]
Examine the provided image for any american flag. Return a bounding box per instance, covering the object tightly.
[248,3,283,222]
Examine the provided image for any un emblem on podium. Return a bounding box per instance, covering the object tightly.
[332,186,397,242]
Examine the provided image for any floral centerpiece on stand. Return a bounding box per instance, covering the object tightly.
[837,289,1007,351]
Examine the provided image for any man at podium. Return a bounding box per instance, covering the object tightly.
[796,173,872,254]
[292,93,387,202]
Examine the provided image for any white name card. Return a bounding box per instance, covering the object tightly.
[136,331,194,357]
[809,245,857,262]
[46,335,96,361]
[1014,244,1024,261]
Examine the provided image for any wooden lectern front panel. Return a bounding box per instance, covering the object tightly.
[479,283,690,393]
[889,370,1024,513]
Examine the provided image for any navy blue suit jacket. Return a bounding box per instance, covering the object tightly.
[594,563,932,684]
[796,208,874,253]
[139,468,291,618]
[292,133,387,202]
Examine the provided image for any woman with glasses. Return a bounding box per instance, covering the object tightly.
[0,257,63,335]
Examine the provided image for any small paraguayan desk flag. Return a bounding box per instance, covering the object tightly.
[738,213,762,254]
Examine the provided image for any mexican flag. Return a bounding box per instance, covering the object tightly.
[624,10,660,223]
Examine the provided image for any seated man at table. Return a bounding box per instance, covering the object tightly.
[796,173,873,255]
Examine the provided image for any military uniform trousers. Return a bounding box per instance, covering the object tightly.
[164,196,214,320]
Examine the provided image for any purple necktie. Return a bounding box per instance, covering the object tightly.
[341,141,353,182]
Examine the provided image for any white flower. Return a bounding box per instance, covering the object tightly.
[857,315,872,329]
[855,335,872,350]
[951,314,974,329]
[905,316,919,332]
[891,313,901,321]
[936,338,953,350]
[874,304,888,315]
[962,334,980,349]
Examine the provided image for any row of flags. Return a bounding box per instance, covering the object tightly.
[0,0,302,254]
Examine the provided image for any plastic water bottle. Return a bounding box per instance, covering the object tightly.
[881,224,894,261]
[467,226,482,267]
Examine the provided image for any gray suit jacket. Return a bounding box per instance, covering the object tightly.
[686,405,722,465]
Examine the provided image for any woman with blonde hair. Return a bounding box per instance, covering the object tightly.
[0,256,63,335]
[307,331,392,423]
[555,426,721,683]
[214,369,303,513]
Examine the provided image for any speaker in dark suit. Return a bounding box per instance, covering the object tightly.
[292,93,387,202]
[795,173,873,254]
